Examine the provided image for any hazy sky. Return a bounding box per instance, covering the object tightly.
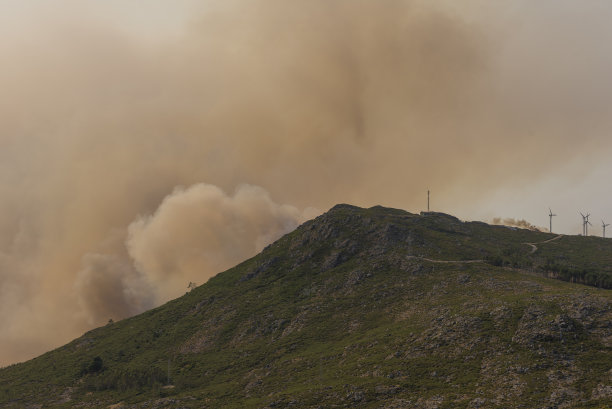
[2,0,612,366]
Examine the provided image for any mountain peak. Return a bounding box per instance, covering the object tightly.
[1,204,611,408]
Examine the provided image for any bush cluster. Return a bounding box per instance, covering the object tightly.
[541,260,612,289]
[83,366,167,392]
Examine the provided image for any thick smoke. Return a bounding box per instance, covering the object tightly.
[71,184,309,327]
[127,184,308,301]
[492,217,542,232]
[2,1,612,365]
[75,253,153,326]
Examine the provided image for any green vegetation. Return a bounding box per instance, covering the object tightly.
[0,204,610,408]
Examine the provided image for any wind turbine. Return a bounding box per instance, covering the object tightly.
[580,212,591,236]
[585,213,592,236]
[549,208,556,233]
[603,220,610,238]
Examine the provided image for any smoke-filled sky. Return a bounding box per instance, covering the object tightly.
[2,0,612,366]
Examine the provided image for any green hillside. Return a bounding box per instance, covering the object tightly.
[1,204,611,408]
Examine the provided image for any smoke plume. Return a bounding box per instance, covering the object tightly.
[492,217,542,232]
[2,0,612,365]
[126,184,309,301]
[71,184,310,327]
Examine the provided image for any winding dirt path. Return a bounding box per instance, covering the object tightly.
[406,234,565,264]
[523,234,564,254]
[406,256,484,264]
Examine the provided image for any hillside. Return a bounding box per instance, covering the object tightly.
[0,204,611,408]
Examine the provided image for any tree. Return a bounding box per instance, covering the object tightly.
[88,356,103,373]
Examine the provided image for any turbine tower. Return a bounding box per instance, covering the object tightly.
[603,220,610,238]
[427,190,430,212]
[549,208,556,233]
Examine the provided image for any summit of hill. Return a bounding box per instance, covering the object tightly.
[1,204,611,408]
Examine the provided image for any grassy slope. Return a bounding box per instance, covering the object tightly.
[0,205,610,408]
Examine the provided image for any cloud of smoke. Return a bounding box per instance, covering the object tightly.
[2,0,612,365]
[75,253,154,326]
[492,217,542,232]
[70,184,309,328]
[126,184,309,301]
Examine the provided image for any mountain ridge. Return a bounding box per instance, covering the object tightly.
[0,204,611,408]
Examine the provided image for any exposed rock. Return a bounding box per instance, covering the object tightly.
[591,383,612,400]
[512,306,581,347]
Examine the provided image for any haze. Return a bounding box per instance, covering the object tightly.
[2,0,612,366]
